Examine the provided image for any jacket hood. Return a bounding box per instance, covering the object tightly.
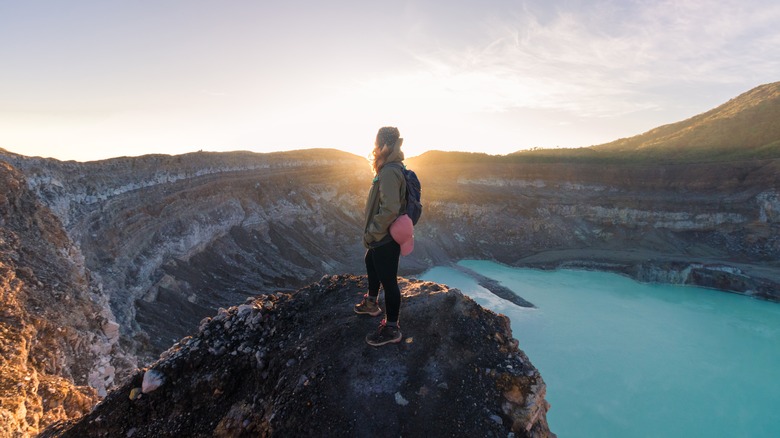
[385,138,405,164]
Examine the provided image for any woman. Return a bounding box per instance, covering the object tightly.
[354,126,407,347]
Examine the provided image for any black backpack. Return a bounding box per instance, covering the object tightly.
[399,164,422,225]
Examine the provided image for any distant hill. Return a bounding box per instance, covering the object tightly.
[508,81,780,163]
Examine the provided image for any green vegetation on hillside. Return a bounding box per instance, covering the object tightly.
[587,81,780,163]
[412,81,780,166]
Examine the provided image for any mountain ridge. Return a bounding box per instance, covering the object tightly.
[4,82,780,166]
[591,81,780,160]
[497,81,780,163]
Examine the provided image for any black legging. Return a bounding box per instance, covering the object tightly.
[365,240,401,323]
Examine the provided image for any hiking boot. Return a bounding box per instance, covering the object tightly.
[366,320,402,347]
[354,294,382,316]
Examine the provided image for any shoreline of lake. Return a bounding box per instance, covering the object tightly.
[405,248,780,303]
[504,249,780,303]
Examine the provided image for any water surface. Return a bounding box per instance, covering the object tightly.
[420,260,780,438]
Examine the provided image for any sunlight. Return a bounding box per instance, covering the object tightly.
[353,69,551,116]
[266,69,559,158]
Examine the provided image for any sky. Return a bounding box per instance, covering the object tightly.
[1,0,779,162]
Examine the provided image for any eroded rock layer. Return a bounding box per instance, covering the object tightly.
[406,153,780,300]
[1,150,371,364]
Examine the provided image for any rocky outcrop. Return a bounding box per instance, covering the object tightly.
[0,162,130,437]
[40,275,554,438]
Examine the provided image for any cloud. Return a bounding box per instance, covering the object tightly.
[631,0,780,80]
[201,90,228,97]
[400,0,780,118]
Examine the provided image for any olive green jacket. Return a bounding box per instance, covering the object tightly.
[363,140,407,248]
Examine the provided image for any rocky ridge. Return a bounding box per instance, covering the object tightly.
[40,275,554,438]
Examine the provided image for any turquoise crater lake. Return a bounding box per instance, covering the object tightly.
[420,260,780,438]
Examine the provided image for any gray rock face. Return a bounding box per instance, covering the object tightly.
[2,150,371,364]
[405,154,780,300]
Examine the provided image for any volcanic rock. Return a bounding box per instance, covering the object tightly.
[40,275,554,437]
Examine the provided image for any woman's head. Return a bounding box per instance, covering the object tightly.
[375,126,400,150]
[371,126,401,174]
